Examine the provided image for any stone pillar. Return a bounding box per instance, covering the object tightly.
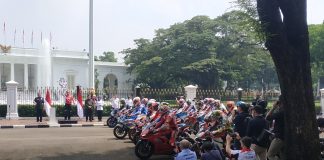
[10,63,14,80]
[184,85,198,101]
[24,64,28,90]
[320,88,324,115]
[6,81,19,119]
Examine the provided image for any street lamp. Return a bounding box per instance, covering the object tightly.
[237,87,243,101]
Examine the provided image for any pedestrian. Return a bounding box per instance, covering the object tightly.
[111,95,120,114]
[64,90,74,120]
[96,96,104,122]
[84,94,93,122]
[34,92,44,122]
[175,139,197,160]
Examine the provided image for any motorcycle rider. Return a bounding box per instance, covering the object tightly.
[153,102,178,148]
[129,97,143,120]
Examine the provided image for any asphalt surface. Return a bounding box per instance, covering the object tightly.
[0,127,173,160]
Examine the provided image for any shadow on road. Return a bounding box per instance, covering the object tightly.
[34,146,173,160]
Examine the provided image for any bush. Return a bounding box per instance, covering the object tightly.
[0,104,112,117]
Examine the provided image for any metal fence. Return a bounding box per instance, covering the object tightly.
[0,86,281,105]
[0,87,134,105]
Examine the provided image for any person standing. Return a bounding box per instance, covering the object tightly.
[246,105,269,160]
[64,90,74,120]
[111,95,120,114]
[34,92,44,122]
[266,96,285,160]
[126,96,133,109]
[96,96,104,122]
[84,95,93,122]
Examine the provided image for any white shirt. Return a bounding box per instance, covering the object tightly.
[111,98,120,109]
[127,99,133,107]
[96,99,104,110]
[231,149,256,160]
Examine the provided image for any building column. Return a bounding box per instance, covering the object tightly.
[10,63,14,81]
[24,64,28,90]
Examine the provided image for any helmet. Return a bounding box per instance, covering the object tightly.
[141,98,148,104]
[211,110,223,120]
[159,102,170,113]
[120,98,126,104]
[133,97,141,106]
[179,99,185,104]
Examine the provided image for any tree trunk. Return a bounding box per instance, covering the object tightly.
[257,0,320,159]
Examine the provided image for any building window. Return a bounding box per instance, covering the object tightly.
[67,74,75,89]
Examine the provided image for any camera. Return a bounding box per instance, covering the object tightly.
[228,132,237,138]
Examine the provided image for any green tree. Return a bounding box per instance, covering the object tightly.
[123,13,277,89]
[309,24,324,88]
[95,51,117,62]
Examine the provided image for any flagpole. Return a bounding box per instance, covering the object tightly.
[89,0,94,88]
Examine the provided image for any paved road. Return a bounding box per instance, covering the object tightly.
[0,127,172,160]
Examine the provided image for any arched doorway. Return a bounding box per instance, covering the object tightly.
[103,74,118,97]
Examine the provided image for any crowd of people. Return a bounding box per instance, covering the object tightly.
[108,94,285,160]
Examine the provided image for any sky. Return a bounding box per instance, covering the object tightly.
[0,0,323,62]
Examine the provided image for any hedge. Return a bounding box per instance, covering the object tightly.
[0,105,112,117]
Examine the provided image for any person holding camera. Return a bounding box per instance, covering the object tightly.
[266,96,285,160]
[246,105,269,160]
[226,135,256,160]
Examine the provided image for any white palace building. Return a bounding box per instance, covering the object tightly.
[0,41,134,91]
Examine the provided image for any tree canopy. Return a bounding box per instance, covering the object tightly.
[95,51,117,62]
[123,11,277,89]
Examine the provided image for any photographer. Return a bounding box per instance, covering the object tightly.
[246,105,269,160]
[226,135,256,160]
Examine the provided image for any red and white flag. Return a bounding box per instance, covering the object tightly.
[44,88,52,116]
[76,86,84,118]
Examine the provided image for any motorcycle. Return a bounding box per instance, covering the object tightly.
[134,122,178,160]
[113,119,136,139]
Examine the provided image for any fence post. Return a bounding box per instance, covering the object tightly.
[237,88,243,101]
[184,85,198,101]
[6,81,19,119]
[135,86,141,97]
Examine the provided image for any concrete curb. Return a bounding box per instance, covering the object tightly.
[0,123,106,129]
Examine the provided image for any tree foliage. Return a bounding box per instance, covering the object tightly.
[123,11,277,89]
[95,51,117,62]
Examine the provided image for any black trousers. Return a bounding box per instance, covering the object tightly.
[87,108,93,122]
[36,109,42,122]
[64,104,72,120]
[97,110,103,121]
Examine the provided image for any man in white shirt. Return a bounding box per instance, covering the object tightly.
[126,96,133,109]
[226,135,256,160]
[111,95,120,112]
[96,96,104,122]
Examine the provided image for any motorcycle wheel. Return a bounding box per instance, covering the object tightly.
[128,128,136,141]
[133,132,140,145]
[107,117,117,128]
[135,140,154,160]
[113,125,127,139]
